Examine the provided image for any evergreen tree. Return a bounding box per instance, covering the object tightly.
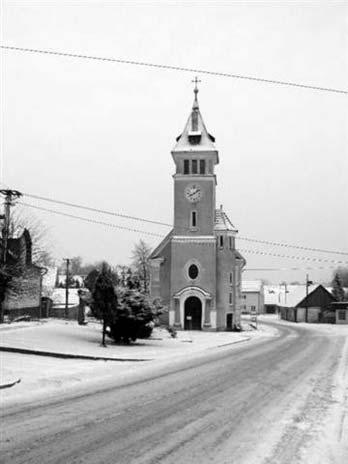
[332,272,345,302]
[92,263,118,346]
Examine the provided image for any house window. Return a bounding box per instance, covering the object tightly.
[229,272,233,285]
[191,211,197,228]
[184,159,190,174]
[229,293,233,305]
[192,159,198,174]
[338,310,346,321]
[229,236,232,249]
[251,305,256,311]
[219,236,224,248]
[188,264,199,280]
[199,159,205,174]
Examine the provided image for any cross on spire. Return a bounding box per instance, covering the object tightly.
[192,76,201,109]
[192,76,201,94]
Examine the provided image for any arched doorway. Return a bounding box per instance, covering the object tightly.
[184,296,202,330]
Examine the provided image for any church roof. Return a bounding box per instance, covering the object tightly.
[149,229,173,260]
[172,83,217,153]
[214,207,238,233]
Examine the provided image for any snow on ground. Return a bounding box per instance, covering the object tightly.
[0,319,277,407]
[0,318,277,360]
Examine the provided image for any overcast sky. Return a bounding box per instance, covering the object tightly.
[1,1,347,284]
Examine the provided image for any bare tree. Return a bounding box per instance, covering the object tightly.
[10,206,55,267]
[131,240,152,293]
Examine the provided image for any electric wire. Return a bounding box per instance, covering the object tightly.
[22,192,171,228]
[20,202,164,238]
[22,191,348,257]
[20,201,348,266]
[1,45,347,95]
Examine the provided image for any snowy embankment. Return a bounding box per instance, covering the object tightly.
[0,319,277,406]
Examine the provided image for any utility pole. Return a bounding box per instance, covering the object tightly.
[305,274,313,322]
[0,189,22,264]
[64,258,70,318]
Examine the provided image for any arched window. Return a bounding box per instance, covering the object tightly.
[188,264,199,280]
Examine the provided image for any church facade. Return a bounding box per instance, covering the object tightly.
[149,85,246,330]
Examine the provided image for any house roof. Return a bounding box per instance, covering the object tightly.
[264,284,340,308]
[242,280,263,292]
[264,284,314,307]
[295,284,336,308]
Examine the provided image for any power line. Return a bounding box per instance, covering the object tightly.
[1,45,347,95]
[21,191,348,257]
[20,201,348,266]
[238,248,348,266]
[23,192,171,228]
[244,266,338,271]
[20,202,164,238]
[236,236,348,257]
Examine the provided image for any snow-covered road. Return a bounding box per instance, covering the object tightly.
[1,319,347,464]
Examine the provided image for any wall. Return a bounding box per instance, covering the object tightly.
[171,239,216,324]
[215,238,240,329]
[173,177,215,236]
[241,292,263,314]
[336,309,348,324]
[296,307,321,323]
[281,306,321,323]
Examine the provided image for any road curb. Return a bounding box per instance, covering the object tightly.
[0,346,152,362]
[216,337,251,348]
[0,378,21,389]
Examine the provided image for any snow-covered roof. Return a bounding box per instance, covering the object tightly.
[214,208,238,232]
[242,280,263,293]
[52,288,80,306]
[264,284,325,308]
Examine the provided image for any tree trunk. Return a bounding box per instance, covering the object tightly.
[101,317,107,346]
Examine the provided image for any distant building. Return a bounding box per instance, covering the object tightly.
[149,85,246,331]
[2,229,43,320]
[241,280,264,314]
[279,284,342,323]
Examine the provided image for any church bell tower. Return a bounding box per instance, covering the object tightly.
[172,78,219,237]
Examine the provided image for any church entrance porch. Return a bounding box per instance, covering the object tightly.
[171,286,215,330]
[184,296,202,330]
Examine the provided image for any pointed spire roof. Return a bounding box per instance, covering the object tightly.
[214,206,238,233]
[172,79,217,153]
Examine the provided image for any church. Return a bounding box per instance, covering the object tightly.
[149,82,246,330]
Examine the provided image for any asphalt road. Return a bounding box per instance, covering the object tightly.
[1,320,347,464]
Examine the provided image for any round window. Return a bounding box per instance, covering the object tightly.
[188,264,199,280]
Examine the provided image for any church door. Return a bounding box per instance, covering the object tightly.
[184,296,202,330]
[226,313,233,331]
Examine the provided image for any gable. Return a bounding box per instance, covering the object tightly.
[149,230,173,260]
[296,285,337,308]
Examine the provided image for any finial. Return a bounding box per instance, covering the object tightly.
[192,76,201,108]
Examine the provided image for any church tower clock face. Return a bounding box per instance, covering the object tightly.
[185,184,202,203]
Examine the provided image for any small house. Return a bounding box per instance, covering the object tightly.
[241,280,264,314]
